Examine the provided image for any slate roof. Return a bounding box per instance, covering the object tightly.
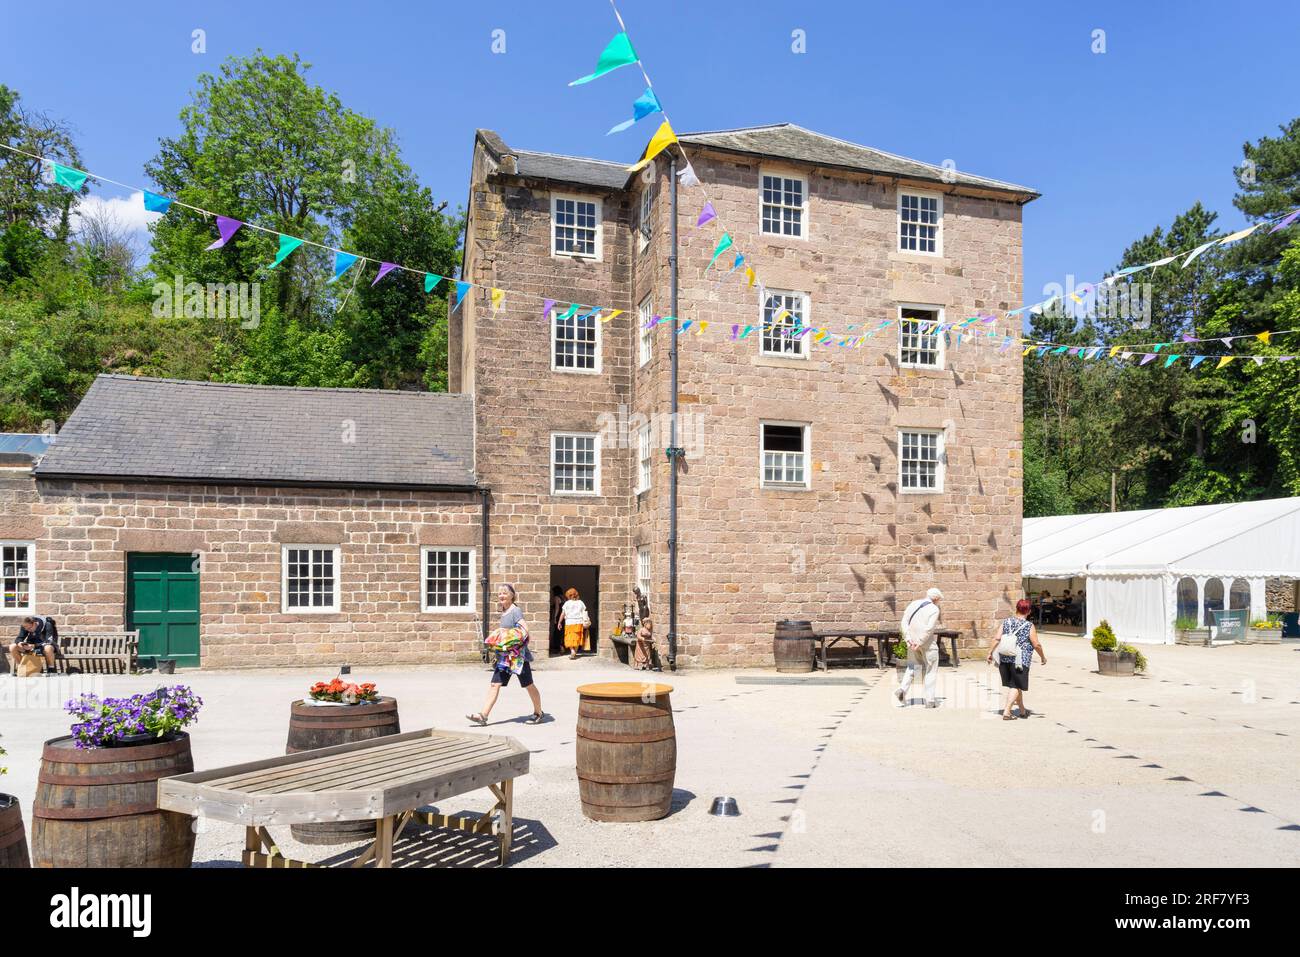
[513,148,631,191]
[678,124,1039,199]
[34,376,479,490]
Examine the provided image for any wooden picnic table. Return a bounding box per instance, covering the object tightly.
[885,629,962,669]
[812,629,894,671]
[157,728,529,868]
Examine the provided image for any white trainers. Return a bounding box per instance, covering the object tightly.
[894,687,906,704]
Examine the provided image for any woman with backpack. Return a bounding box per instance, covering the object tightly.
[986,599,1046,720]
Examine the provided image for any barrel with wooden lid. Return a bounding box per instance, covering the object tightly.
[31,734,195,868]
[286,696,400,844]
[576,682,676,822]
[0,796,30,868]
[774,619,816,673]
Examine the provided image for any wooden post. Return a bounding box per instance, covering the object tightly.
[499,778,514,866]
[376,815,394,868]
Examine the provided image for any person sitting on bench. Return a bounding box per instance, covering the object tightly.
[9,616,56,675]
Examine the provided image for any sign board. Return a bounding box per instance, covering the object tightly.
[1211,608,1248,642]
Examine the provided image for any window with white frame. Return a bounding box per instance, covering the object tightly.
[552,432,600,495]
[899,429,944,492]
[422,547,474,612]
[761,289,808,357]
[761,422,810,488]
[898,305,944,368]
[761,172,806,237]
[638,295,654,367]
[2,541,34,613]
[638,181,655,252]
[636,546,651,599]
[552,194,601,258]
[898,191,941,254]
[636,423,653,494]
[552,306,601,373]
[282,545,340,612]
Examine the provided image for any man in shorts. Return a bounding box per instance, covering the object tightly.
[9,616,56,675]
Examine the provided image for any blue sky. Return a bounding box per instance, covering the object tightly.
[3,0,1298,305]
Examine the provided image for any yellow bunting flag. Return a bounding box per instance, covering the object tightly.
[601,309,623,323]
[1022,346,1034,357]
[627,120,677,173]
[1217,355,1234,369]
[1257,331,1271,344]
[490,288,504,316]
[1109,346,1121,358]
[744,266,756,288]
[696,321,709,335]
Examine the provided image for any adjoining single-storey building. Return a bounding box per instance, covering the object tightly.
[2,375,488,669]
[1022,497,1300,644]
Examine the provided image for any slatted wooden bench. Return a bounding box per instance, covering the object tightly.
[53,631,139,674]
[158,728,531,868]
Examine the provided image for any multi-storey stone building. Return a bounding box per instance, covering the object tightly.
[1,123,1037,669]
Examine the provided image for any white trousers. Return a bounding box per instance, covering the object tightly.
[899,638,938,703]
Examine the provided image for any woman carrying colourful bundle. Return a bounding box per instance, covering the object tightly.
[468,584,546,726]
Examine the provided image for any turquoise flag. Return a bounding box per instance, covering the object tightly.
[52,163,87,191]
[608,87,663,134]
[1164,354,1179,368]
[267,234,303,270]
[329,251,359,284]
[142,191,172,214]
[557,303,581,322]
[570,32,639,86]
[452,281,472,311]
[707,232,733,270]
[424,273,443,293]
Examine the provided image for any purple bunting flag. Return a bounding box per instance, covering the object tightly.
[696,202,716,227]
[205,216,242,250]
[371,262,398,286]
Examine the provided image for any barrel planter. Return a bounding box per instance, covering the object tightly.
[576,683,676,822]
[1096,650,1136,676]
[31,734,195,868]
[774,620,815,673]
[0,794,30,868]
[286,696,400,844]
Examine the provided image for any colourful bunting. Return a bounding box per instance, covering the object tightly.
[608,87,662,134]
[1218,223,1261,246]
[491,288,505,316]
[627,120,677,173]
[425,273,443,293]
[142,191,172,214]
[1182,240,1216,267]
[1257,331,1271,344]
[453,281,472,311]
[569,32,639,86]
[371,262,398,286]
[696,202,716,227]
[51,163,87,191]
[707,232,733,271]
[205,216,242,250]
[541,298,556,320]
[601,309,624,323]
[267,234,303,270]
[1139,354,1157,365]
[557,303,580,322]
[329,252,359,284]
[678,163,700,188]
[1189,356,1207,369]
[1216,356,1234,369]
[1269,209,1300,233]
[1163,355,1179,368]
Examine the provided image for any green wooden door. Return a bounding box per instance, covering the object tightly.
[127,553,200,667]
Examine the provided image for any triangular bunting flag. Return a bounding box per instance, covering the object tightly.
[570,32,639,86]
[1269,209,1300,234]
[205,216,242,250]
[678,163,700,188]
[51,163,87,191]
[541,298,556,320]
[1182,240,1216,267]
[1139,354,1157,365]
[452,281,472,311]
[329,251,359,284]
[601,309,623,323]
[707,232,733,270]
[607,87,663,134]
[696,202,716,227]
[142,191,172,214]
[627,120,677,173]
[744,266,756,288]
[267,234,304,270]
[371,262,398,286]
[1257,331,1271,344]
[1218,223,1261,246]
[1216,356,1234,369]
[1163,355,1179,368]
[424,273,443,293]
[490,288,504,316]
[1189,355,1207,369]
[557,303,580,322]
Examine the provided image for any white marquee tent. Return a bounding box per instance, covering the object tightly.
[1022,497,1300,644]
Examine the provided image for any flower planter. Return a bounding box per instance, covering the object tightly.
[1246,628,1282,645]
[32,733,196,868]
[1176,628,1211,647]
[0,794,30,869]
[1096,649,1136,676]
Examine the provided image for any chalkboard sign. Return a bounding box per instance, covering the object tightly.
[1211,608,1248,641]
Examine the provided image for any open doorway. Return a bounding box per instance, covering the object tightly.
[549,565,599,657]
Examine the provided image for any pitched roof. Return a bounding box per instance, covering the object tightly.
[35,376,478,490]
[678,124,1038,199]
[513,148,631,191]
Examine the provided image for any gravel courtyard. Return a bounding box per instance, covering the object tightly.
[3,635,1298,867]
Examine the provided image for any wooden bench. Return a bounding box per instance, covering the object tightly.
[159,728,531,868]
[53,631,139,674]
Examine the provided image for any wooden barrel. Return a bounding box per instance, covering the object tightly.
[286,697,400,844]
[31,734,195,868]
[576,682,676,822]
[774,620,816,673]
[0,796,30,868]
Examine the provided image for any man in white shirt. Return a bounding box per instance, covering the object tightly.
[896,587,943,708]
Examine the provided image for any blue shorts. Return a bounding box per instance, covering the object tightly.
[491,661,533,688]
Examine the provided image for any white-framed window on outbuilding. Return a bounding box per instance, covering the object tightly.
[898,190,942,255]
[1,541,35,614]
[552,306,601,374]
[636,423,653,495]
[552,432,600,495]
[422,547,475,612]
[638,294,654,367]
[638,180,655,252]
[282,545,340,613]
[899,429,944,493]
[761,171,807,238]
[898,305,944,369]
[761,289,809,358]
[636,546,652,599]
[761,422,810,489]
[552,194,601,259]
